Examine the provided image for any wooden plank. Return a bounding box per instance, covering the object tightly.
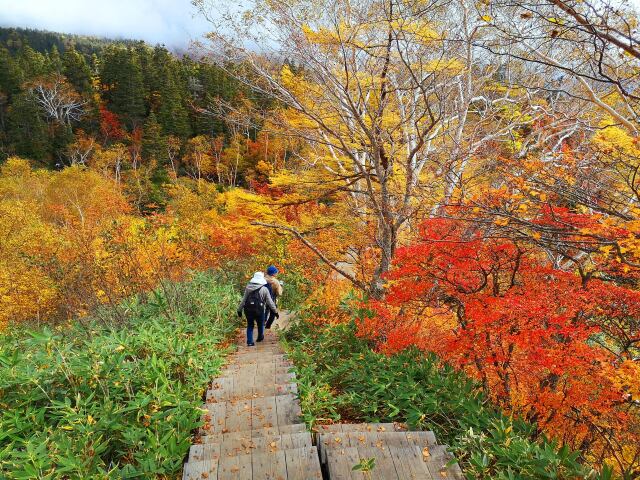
[389,446,434,480]
[182,459,218,480]
[405,430,437,446]
[318,433,349,463]
[315,423,405,434]
[284,446,323,480]
[199,423,308,444]
[188,443,221,462]
[424,445,464,480]
[224,398,253,433]
[281,431,312,450]
[252,395,279,430]
[218,453,252,480]
[357,446,399,479]
[275,394,302,426]
[251,448,287,480]
[206,381,297,403]
[325,446,363,480]
[221,366,293,377]
[219,434,261,457]
[200,401,226,435]
[222,365,292,377]
[217,432,312,457]
[323,430,435,449]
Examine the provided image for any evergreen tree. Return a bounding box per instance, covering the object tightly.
[190,63,231,136]
[158,65,191,138]
[51,122,74,166]
[62,46,93,94]
[6,92,50,163]
[0,47,24,96]
[17,45,49,78]
[100,47,146,128]
[47,45,63,73]
[134,42,153,96]
[142,113,167,164]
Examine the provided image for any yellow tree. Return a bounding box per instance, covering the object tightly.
[198,0,542,295]
[183,135,216,181]
[0,158,59,327]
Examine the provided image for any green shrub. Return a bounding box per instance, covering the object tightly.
[0,272,238,479]
[282,317,606,480]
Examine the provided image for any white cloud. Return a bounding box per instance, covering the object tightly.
[0,0,214,48]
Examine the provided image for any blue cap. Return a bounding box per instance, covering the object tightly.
[266,265,279,275]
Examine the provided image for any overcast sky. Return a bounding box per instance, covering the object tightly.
[0,0,214,49]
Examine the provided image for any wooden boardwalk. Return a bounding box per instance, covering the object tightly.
[182,320,464,479]
[315,424,464,479]
[182,330,323,480]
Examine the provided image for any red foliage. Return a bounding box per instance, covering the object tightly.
[367,217,640,459]
[99,105,125,142]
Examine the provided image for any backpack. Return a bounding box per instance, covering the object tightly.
[244,287,265,316]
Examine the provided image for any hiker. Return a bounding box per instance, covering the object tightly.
[237,271,278,346]
[264,265,283,329]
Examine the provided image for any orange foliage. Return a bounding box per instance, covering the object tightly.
[0,161,275,325]
[366,217,640,472]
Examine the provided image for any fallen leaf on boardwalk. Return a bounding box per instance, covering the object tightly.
[423,447,431,458]
[231,465,239,472]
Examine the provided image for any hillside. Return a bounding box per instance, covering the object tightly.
[2,0,640,478]
[0,26,140,57]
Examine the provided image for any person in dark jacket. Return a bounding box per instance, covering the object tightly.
[264,265,283,329]
[237,272,278,346]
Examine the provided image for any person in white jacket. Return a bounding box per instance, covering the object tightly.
[237,272,278,346]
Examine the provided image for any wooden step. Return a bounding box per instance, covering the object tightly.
[222,362,293,372]
[206,381,298,402]
[225,354,290,365]
[232,346,286,353]
[182,457,218,480]
[317,430,437,463]
[323,443,463,480]
[236,344,282,351]
[200,394,302,434]
[198,423,308,444]
[424,444,464,479]
[220,364,293,375]
[211,372,296,388]
[189,432,313,461]
[314,422,409,433]
[183,446,322,480]
[206,374,297,401]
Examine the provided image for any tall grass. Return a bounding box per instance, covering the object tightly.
[282,316,610,480]
[0,272,238,479]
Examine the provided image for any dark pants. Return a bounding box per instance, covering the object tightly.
[245,309,265,344]
[265,309,277,329]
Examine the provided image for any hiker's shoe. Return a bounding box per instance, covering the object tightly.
[247,342,255,347]
[256,336,264,342]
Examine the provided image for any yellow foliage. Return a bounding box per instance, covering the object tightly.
[424,58,465,75]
